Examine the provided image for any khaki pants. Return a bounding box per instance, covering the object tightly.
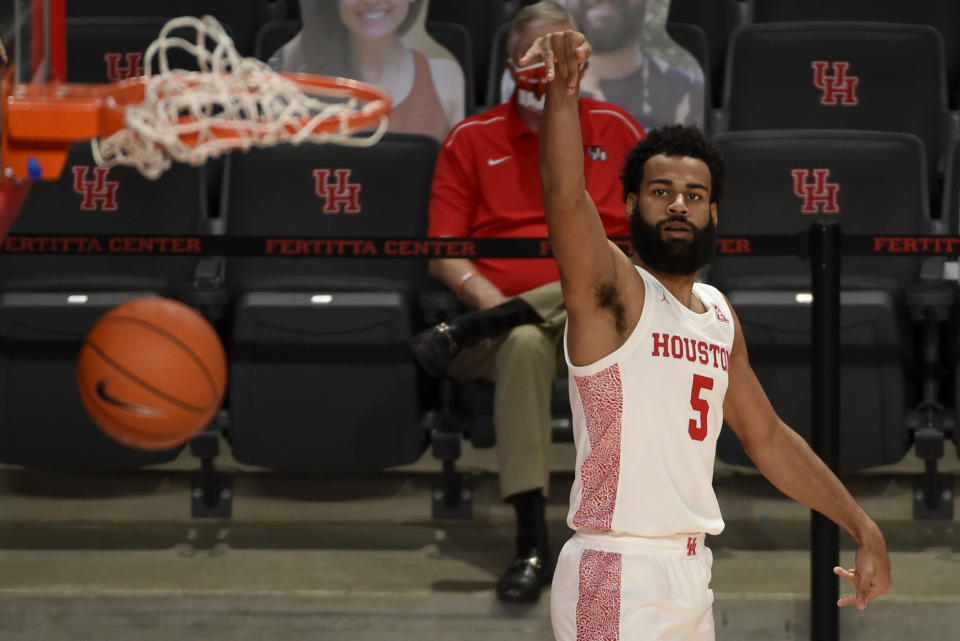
[446,281,567,500]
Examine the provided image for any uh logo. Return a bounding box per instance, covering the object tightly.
[791,169,840,215]
[104,52,145,81]
[72,166,120,211]
[313,169,362,214]
[811,61,859,107]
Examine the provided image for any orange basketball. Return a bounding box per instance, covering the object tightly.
[76,297,227,451]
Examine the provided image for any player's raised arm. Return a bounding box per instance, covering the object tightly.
[524,32,624,312]
[524,31,642,363]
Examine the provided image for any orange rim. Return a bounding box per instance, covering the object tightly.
[2,68,392,181]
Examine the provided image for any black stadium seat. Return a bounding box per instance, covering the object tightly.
[751,0,960,109]
[946,137,960,232]
[0,144,211,470]
[709,129,940,473]
[665,22,711,132]
[219,133,439,473]
[484,22,511,107]
[252,20,300,62]
[719,22,951,206]
[427,0,511,110]
[944,138,960,456]
[66,17,223,82]
[667,0,746,108]
[65,0,267,56]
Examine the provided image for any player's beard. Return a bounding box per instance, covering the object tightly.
[630,213,717,275]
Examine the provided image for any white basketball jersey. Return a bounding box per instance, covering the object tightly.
[564,265,735,537]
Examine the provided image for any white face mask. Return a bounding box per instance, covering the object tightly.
[508,58,585,114]
[507,58,548,113]
[516,87,546,112]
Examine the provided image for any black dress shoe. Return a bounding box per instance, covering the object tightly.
[408,322,459,377]
[496,549,553,604]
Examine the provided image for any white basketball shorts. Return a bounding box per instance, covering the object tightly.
[550,531,715,641]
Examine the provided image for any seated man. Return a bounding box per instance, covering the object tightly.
[411,1,644,604]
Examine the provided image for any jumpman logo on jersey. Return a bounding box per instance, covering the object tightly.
[658,288,670,305]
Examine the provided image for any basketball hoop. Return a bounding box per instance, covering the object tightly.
[1,15,392,182]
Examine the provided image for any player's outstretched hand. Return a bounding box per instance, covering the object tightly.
[833,527,891,610]
[518,29,591,95]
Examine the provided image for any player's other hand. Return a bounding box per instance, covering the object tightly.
[518,30,591,95]
[833,526,891,610]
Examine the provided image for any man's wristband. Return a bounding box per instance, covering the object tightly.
[454,270,477,297]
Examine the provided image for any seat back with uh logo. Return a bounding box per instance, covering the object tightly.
[707,129,934,473]
[709,129,933,291]
[721,22,948,199]
[65,18,228,82]
[220,133,439,292]
[0,143,208,291]
[751,0,960,110]
[220,133,440,474]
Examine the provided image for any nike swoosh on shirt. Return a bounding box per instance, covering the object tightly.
[487,155,512,167]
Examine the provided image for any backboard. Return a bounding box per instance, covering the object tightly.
[2,0,65,177]
[0,0,63,234]
[6,0,65,83]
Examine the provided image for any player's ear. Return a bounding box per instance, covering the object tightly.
[710,201,718,225]
[625,193,638,218]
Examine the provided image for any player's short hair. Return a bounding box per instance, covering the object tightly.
[506,1,578,62]
[621,125,726,203]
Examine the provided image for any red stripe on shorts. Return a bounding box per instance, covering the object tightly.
[572,364,623,531]
[576,548,622,641]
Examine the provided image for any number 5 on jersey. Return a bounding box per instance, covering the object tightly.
[688,374,714,441]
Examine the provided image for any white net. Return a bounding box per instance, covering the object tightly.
[93,15,390,179]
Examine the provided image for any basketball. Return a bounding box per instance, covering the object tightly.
[76,297,227,451]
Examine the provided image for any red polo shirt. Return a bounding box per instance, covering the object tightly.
[428,96,645,297]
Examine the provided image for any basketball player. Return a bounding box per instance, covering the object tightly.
[521,30,892,639]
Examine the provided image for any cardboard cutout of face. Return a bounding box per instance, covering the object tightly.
[502,0,705,131]
[271,0,465,141]
[564,0,705,129]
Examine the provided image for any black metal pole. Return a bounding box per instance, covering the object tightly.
[810,221,841,641]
